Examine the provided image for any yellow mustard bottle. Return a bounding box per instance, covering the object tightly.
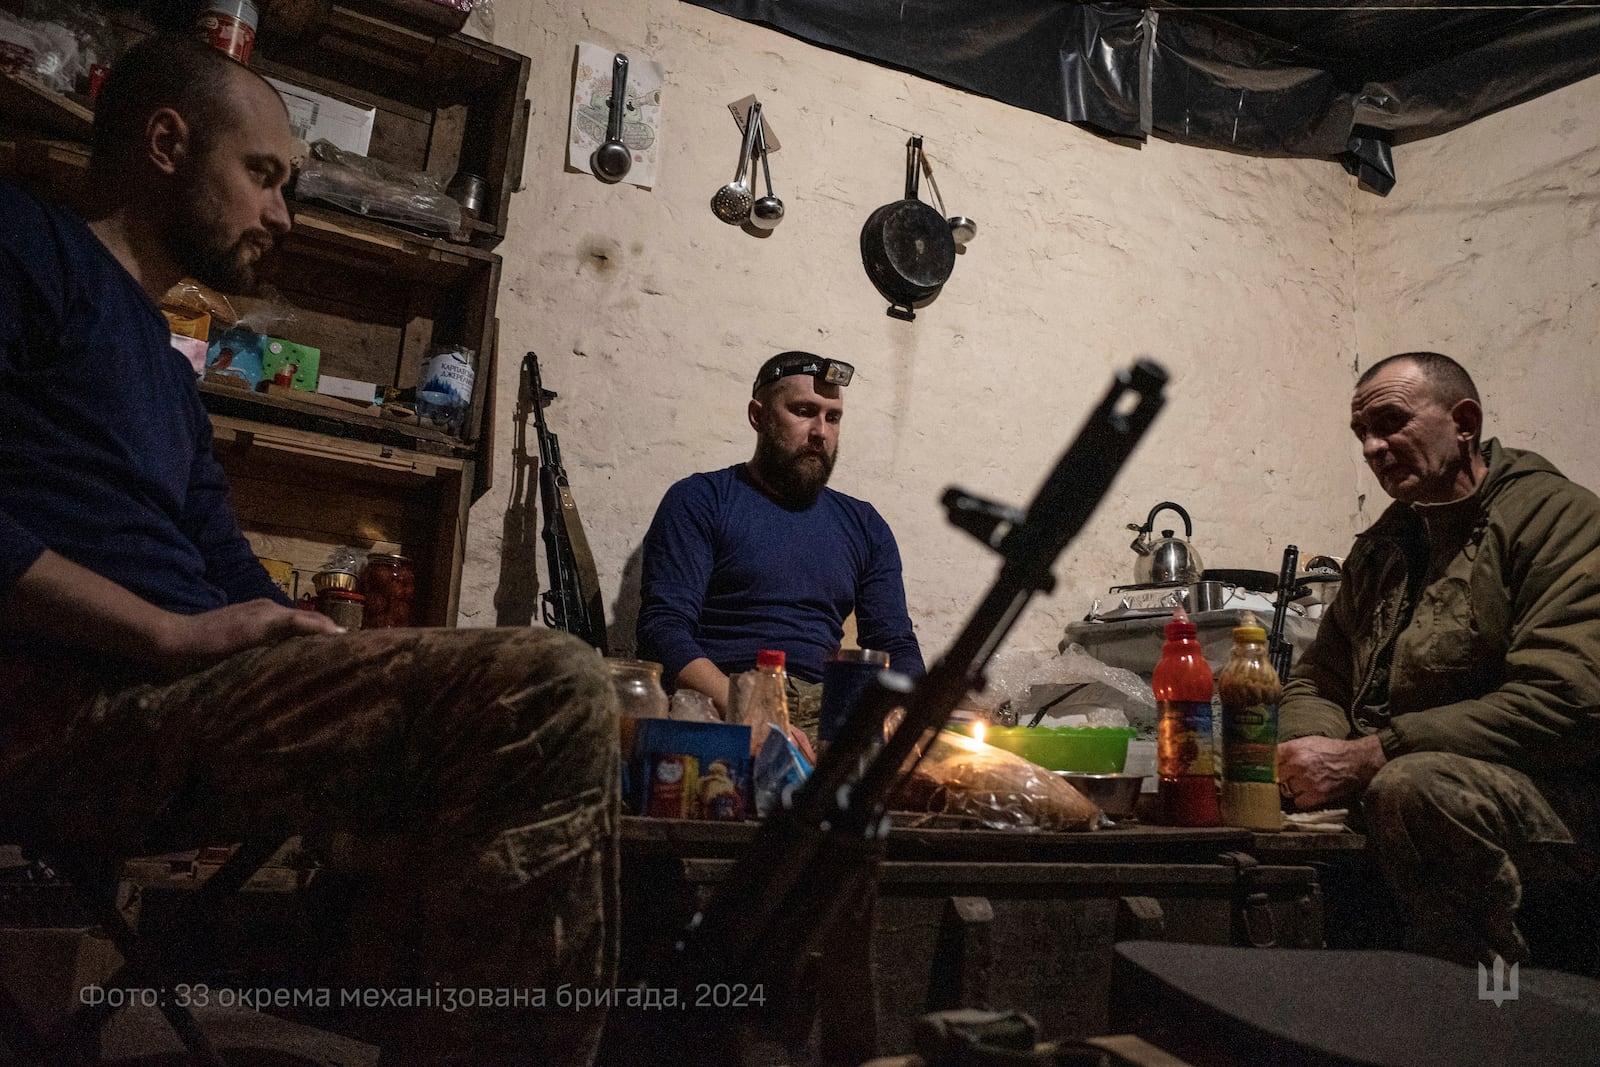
[1218,611,1283,831]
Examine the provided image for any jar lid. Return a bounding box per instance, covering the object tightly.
[833,648,889,666]
[322,590,365,602]
[757,649,786,668]
[367,553,410,564]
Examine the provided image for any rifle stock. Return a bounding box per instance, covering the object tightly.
[526,352,608,652]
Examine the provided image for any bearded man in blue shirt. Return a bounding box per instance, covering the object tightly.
[637,352,925,730]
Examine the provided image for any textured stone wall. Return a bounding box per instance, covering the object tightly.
[1354,75,1600,506]
[452,1,1370,664]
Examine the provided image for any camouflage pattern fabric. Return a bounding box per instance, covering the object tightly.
[787,676,824,740]
[0,626,619,1067]
[1361,751,1595,967]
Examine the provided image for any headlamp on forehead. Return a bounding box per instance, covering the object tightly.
[752,354,855,397]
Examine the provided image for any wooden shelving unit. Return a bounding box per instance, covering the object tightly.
[0,7,530,626]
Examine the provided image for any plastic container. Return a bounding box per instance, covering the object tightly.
[196,1,259,64]
[1155,606,1221,826]
[732,650,790,756]
[969,725,1137,773]
[1218,613,1283,831]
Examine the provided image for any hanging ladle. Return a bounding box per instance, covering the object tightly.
[591,53,632,183]
[748,111,784,230]
[711,100,762,224]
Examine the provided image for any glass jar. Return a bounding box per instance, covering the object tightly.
[608,659,669,815]
[606,658,670,720]
[361,553,415,628]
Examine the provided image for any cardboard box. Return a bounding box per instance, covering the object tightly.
[262,337,321,390]
[634,719,751,820]
[315,374,379,404]
[170,333,208,374]
[205,327,266,388]
[263,75,375,156]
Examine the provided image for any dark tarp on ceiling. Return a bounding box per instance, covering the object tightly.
[680,0,1600,194]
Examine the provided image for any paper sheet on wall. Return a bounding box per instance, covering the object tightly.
[569,42,663,189]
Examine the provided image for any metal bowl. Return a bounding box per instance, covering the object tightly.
[1056,772,1145,819]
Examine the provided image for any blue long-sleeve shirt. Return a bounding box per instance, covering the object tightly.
[637,463,925,684]
[0,181,285,633]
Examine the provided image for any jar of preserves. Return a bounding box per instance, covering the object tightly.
[362,553,415,628]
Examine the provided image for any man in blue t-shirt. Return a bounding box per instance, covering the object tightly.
[637,352,925,727]
[0,34,615,1066]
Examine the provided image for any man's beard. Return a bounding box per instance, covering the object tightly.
[753,428,837,507]
[166,180,273,293]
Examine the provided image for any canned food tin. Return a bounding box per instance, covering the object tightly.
[317,589,365,630]
[196,0,259,64]
[818,648,891,746]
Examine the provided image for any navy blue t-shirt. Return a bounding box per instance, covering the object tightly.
[0,181,284,629]
[636,463,925,684]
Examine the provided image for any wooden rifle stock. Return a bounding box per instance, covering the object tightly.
[525,352,608,652]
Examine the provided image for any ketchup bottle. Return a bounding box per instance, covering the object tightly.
[1155,606,1221,826]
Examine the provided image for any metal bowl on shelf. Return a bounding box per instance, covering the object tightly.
[1056,772,1146,819]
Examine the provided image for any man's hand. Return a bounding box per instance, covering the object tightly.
[1278,734,1387,809]
[5,551,339,678]
[154,599,340,677]
[674,658,732,718]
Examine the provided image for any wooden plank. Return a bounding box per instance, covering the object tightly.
[0,72,92,141]
[424,102,467,182]
[211,414,464,477]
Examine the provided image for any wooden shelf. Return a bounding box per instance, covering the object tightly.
[199,381,472,459]
[5,2,527,628]
[0,71,92,141]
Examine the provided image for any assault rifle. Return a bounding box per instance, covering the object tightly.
[526,352,608,652]
[659,360,1168,1051]
[1268,543,1300,683]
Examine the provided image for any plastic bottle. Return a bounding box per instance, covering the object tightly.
[736,649,791,756]
[1154,606,1221,826]
[1218,612,1283,831]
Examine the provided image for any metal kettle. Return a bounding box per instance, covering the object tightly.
[1127,501,1203,584]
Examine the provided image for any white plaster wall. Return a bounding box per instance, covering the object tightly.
[454,2,1363,666]
[1354,76,1600,507]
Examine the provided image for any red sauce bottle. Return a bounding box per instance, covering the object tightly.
[1154,606,1221,826]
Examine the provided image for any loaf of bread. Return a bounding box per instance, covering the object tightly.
[892,732,1102,832]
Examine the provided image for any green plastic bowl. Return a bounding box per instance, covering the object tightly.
[952,724,1137,774]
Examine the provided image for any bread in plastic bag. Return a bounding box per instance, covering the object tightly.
[891,730,1102,832]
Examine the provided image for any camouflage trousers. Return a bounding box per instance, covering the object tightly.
[0,627,619,1067]
[786,677,825,741]
[1361,752,1597,968]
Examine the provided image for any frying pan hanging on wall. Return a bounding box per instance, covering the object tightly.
[860,135,957,321]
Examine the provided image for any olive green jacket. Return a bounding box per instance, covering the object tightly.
[1280,440,1600,775]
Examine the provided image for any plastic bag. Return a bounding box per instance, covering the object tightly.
[890,730,1102,832]
[1004,644,1156,729]
[0,9,80,90]
[293,140,462,235]
[753,724,812,817]
[669,689,719,722]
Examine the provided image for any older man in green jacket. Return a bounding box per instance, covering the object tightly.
[1279,351,1600,968]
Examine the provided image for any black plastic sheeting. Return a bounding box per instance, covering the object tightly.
[680,0,1600,194]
